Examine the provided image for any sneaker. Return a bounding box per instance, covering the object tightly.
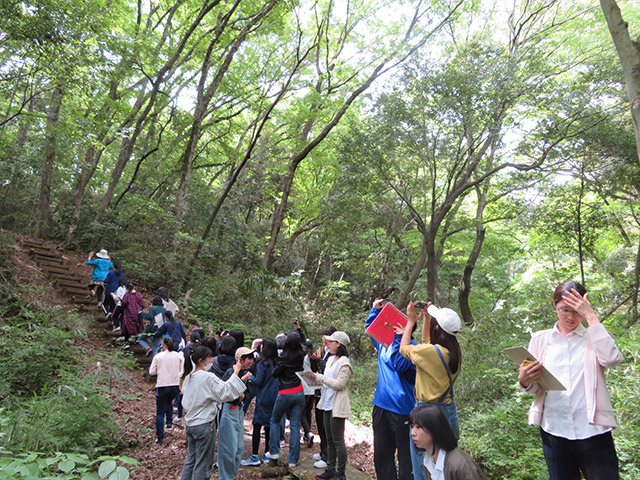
[212,462,218,471]
[315,469,335,479]
[240,455,261,466]
[306,432,314,448]
[155,438,163,444]
[146,348,153,356]
[288,463,297,468]
[173,416,182,424]
[262,455,269,463]
[314,460,328,469]
[312,454,322,461]
[165,424,172,430]
[265,452,280,460]
[116,336,125,342]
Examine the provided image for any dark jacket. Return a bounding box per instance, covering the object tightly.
[104,269,126,295]
[250,360,279,425]
[222,367,249,407]
[272,352,303,391]
[157,319,186,347]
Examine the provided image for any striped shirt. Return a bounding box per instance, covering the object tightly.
[182,370,246,427]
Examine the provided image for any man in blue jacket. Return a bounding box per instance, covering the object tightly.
[366,299,417,480]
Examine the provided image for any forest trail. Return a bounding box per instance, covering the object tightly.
[13,234,374,480]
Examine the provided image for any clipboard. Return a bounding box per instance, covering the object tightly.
[296,371,322,395]
[365,302,408,347]
[504,346,566,391]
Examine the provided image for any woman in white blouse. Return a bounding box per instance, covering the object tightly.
[518,280,622,480]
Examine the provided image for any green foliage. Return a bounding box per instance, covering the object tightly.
[0,450,138,480]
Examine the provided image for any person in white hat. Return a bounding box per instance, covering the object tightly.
[86,249,113,305]
[311,331,354,480]
[399,301,462,480]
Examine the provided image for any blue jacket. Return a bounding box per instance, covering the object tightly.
[104,269,126,295]
[366,307,416,415]
[157,320,186,347]
[87,258,113,281]
[249,360,279,425]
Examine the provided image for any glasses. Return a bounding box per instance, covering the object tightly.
[557,307,580,316]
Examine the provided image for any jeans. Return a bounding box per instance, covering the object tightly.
[410,400,459,480]
[156,385,179,442]
[373,405,412,480]
[323,410,347,475]
[138,335,162,356]
[269,391,305,464]
[540,429,620,480]
[217,403,245,480]
[180,420,217,480]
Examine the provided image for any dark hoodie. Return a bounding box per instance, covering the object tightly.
[210,354,235,379]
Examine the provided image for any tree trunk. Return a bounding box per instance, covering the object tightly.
[459,187,488,326]
[263,159,301,270]
[396,240,428,308]
[600,0,640,168]
[64,144,104,246]
[35,86,63,239]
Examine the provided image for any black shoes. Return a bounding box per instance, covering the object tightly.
[316,469,335,480]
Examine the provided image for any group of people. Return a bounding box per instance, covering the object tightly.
[86,251,623,480]
[368,280,622,480]
[149,322,354,480]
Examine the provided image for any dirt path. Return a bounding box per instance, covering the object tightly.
[8,232,375,480]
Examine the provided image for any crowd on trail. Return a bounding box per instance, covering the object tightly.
[86,250,624,480]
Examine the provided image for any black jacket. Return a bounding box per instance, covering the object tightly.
[272,352,303,391]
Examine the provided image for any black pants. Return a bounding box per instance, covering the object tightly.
[540,429,620,480]
[315,396,327,461]
[251,423,271,456]
[103,294,116,314]
[301,394,314,435]
[373,405,413,480]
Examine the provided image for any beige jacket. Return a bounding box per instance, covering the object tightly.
[317,356,354,418]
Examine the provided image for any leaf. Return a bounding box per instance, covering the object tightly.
[108,466,130,480]
[81,473,100,480]
[58,459,76,473]
[116,456,139,466]
[98,460,117,478]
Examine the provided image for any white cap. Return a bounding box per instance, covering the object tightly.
[427,305,461,336]
[323,331,350,345]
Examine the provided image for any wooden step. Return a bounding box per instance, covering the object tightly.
[71,297,95,305]
[41,264,72,275]
[55,279,87,289]
[29,247,59,258]
[135,357,152,367]
[61,287,89,296]
[35,257,65,267]
[48,271,76,281]
[22,239,50,249]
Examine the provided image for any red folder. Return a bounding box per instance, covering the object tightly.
[366,302,408,347]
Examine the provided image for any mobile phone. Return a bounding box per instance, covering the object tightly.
[414,302,428,310]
